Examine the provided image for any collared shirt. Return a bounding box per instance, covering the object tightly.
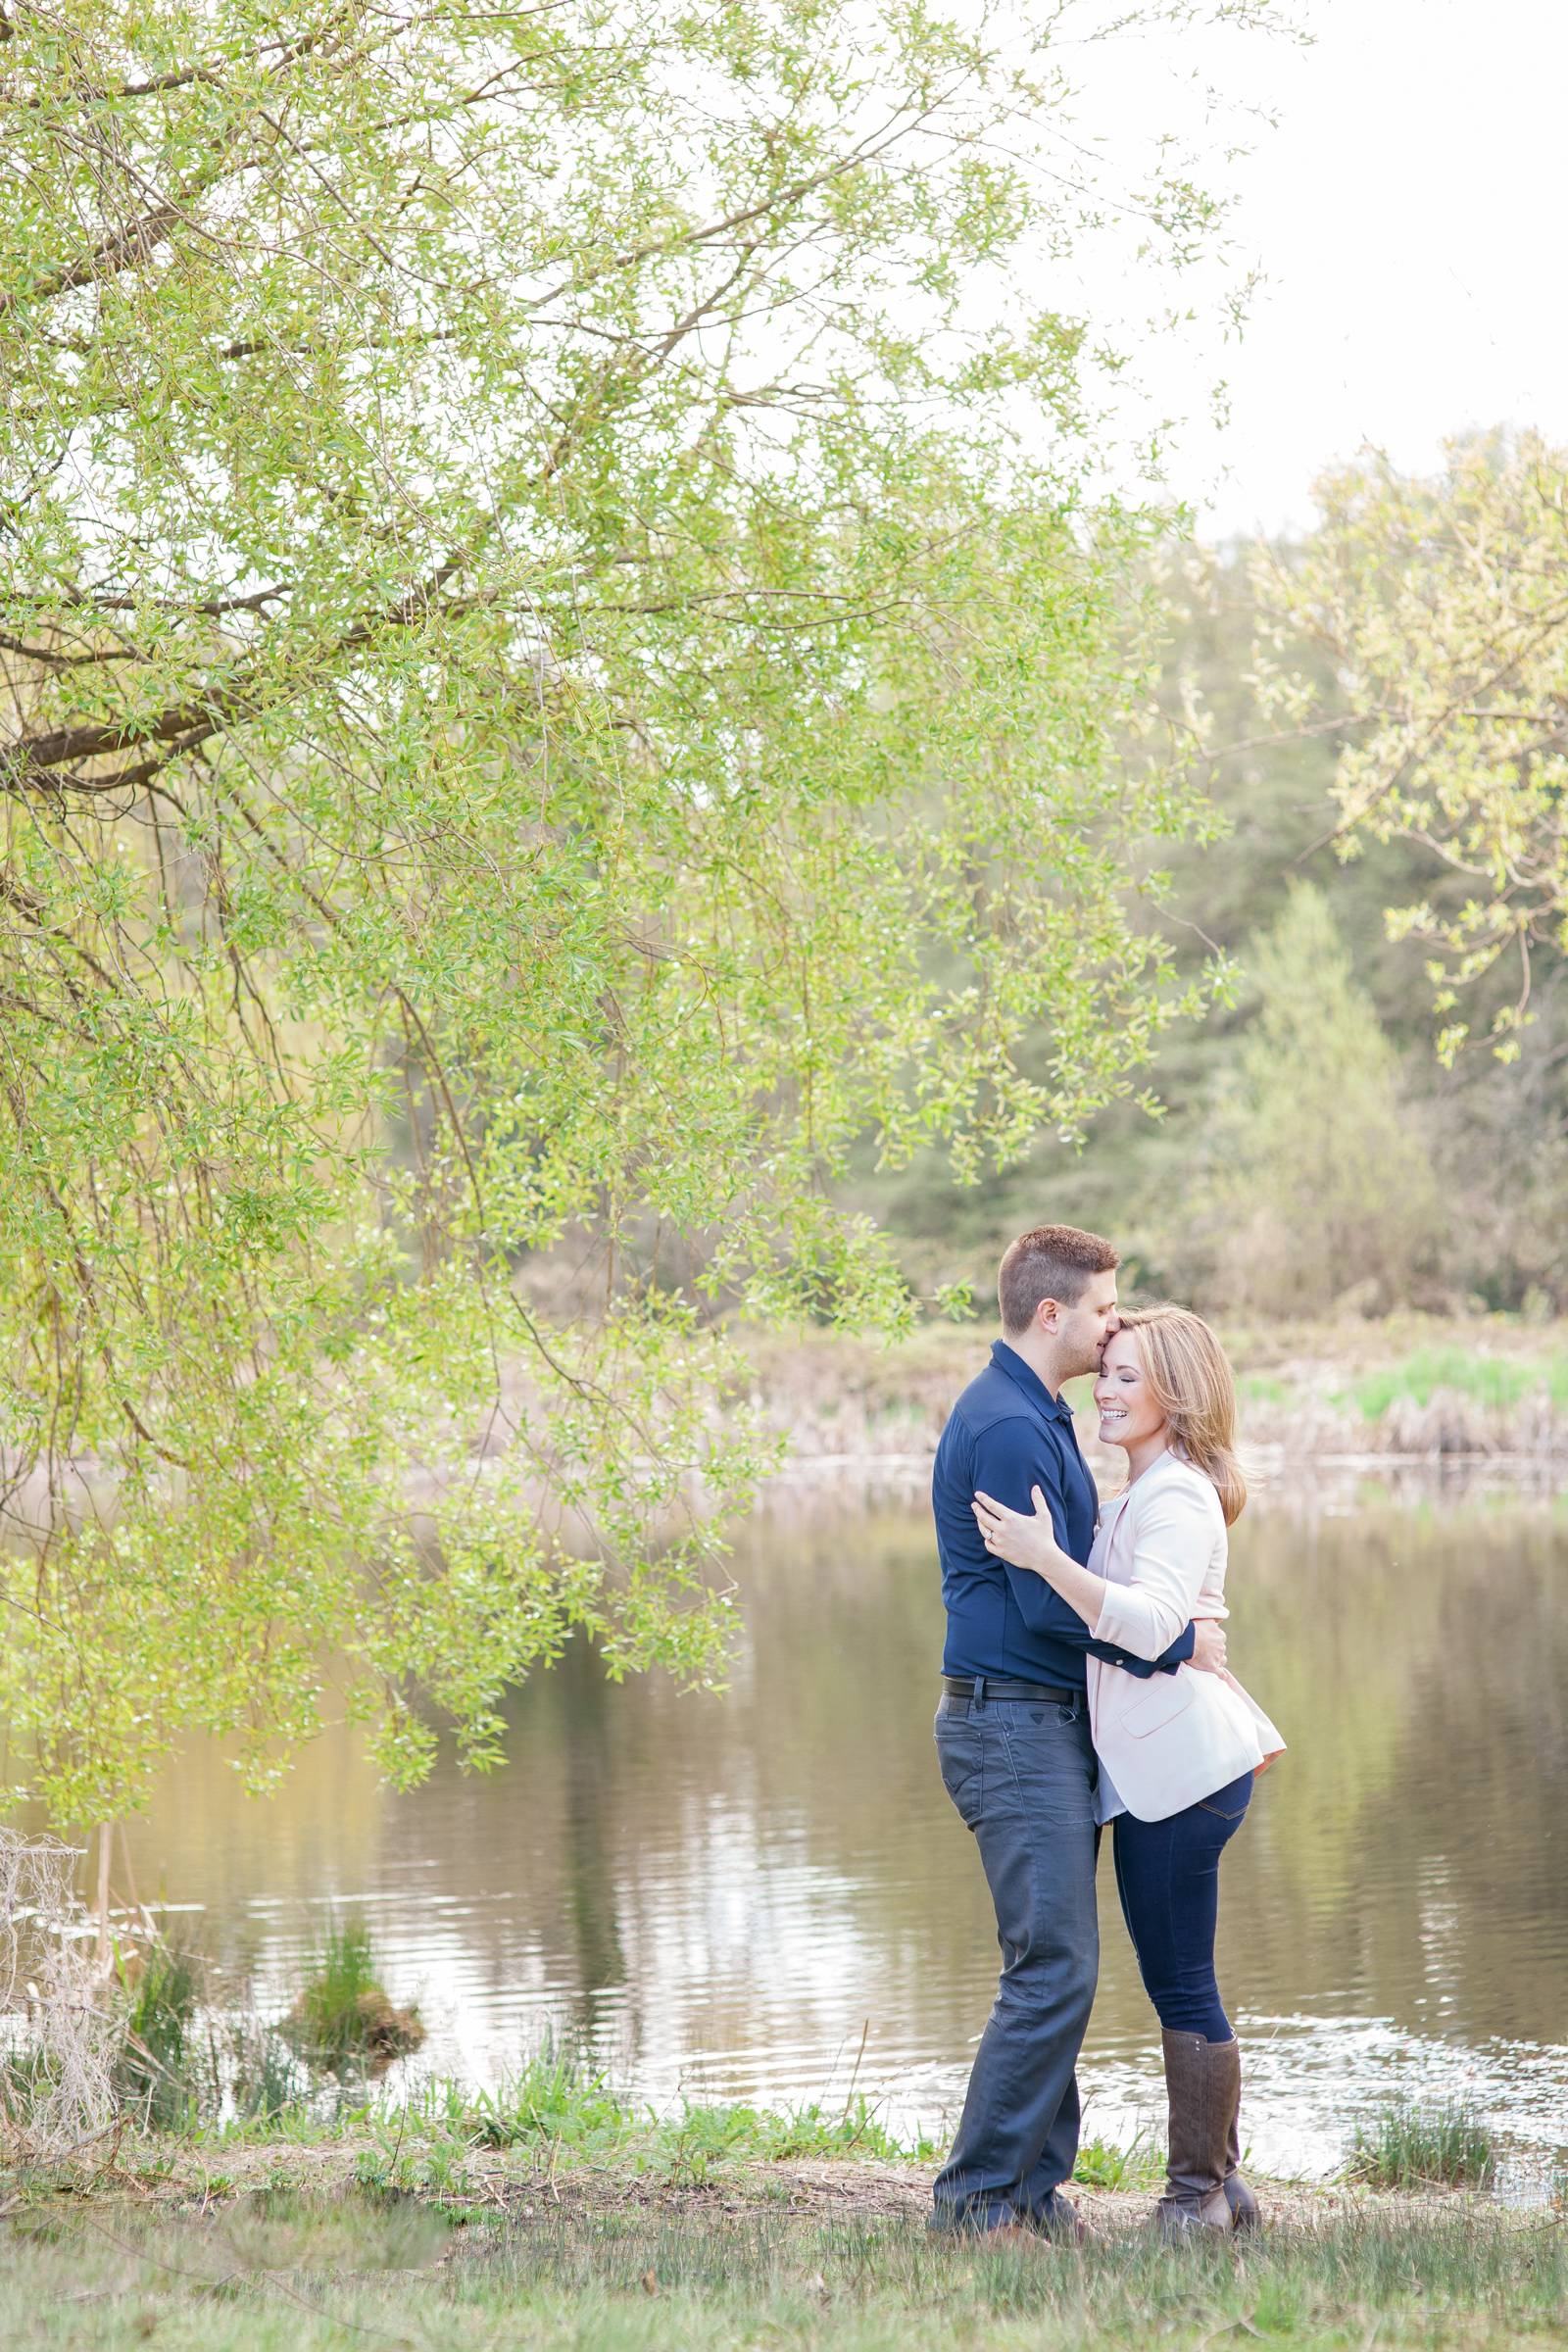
[932,1341,1195,1690]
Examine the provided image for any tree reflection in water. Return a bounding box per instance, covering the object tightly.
[101,1473,1568,2167]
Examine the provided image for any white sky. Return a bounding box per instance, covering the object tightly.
[1085,0,1568,539]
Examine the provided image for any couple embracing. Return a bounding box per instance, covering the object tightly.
[931,1223,1285,2242]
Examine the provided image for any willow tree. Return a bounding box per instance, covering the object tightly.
[1,0,1261,1819]
[1249,432,1568,1062]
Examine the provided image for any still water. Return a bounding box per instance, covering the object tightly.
[119,1469,1568,2187]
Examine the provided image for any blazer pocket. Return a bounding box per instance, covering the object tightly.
[1119,1672,1197,1740]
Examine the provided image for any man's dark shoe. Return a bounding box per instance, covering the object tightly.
[1035,2190,1090,2246]
[933,2191,1088,2250]
[977,2221,1047,2251]
[977,2195,1089,2249]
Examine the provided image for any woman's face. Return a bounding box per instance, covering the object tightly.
[1093,1328,1168,1453]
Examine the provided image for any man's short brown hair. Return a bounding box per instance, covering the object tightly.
[998,1223,1119,1337]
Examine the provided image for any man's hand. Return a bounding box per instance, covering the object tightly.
[1191,1618,1228,1677]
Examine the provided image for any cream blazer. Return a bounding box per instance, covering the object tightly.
[1086,1451,1285,1825]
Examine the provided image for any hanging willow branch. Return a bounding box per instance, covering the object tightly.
[0,0,1265,1817]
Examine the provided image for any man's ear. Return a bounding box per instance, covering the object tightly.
[1035,1296,1061,1336]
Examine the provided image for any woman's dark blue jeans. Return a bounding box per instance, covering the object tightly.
[1111,1770,1252,2042]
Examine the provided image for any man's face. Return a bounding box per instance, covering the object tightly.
[1047,1272,1120,1379]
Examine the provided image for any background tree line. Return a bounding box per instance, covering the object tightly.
[847,438,1568,1322]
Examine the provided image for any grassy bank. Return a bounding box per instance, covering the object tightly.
[739,1311,1568,1468]
[4,2061,1556,2348]
[3,2128,1563,2351]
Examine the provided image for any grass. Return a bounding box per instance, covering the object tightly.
[1071,2129,1165,2191]
[0,2171,1561,2350]
[0,2061,1540,2349]
[1345,2095,1498,2190]
[1346,1345,1568,1421]
[115,1941,202,2132]
[196,2043,941,2180]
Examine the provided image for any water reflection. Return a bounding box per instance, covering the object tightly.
[102,1474,1568,2180]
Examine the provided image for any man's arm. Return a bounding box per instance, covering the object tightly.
[971,1426,1209,1678]
[1098,1621,1198,1678]
[1004,1567,1194,1677]
[978,1478,1209,1675]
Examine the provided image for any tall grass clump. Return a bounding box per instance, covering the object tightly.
[115,1944,202,2130]
[229,2015,310,2126]
[280,1915,424,2080]
[660,2094,927,2180]
[1346,2094,1497,2189]
[461,2039,627,2152]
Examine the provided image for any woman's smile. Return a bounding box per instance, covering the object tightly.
[1093,1329,1169,1461]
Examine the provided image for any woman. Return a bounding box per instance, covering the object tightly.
[972,1304,1284,2238]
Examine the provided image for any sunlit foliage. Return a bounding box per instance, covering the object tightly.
[1250,431,1568,1063]
[0,0,1266,1815]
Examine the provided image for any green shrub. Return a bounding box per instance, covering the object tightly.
[0,2041,58,2137]
[230,2021,306,2125]
[660,2095,919,2180]
[461,2039,626,2150]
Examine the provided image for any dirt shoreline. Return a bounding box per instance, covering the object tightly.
[21,2136,1509,2235]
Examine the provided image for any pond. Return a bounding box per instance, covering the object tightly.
[114,1466,1568,2192]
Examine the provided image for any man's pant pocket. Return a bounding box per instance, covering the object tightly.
[935,1714,984,1829]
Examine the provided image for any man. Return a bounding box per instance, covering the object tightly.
[930,1223,1228,2239]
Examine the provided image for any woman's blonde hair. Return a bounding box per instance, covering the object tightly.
[1112,1305,1247,1526]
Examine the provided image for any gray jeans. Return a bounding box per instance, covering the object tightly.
[932,1690,1100,2229]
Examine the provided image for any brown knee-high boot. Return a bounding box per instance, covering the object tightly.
[1221,2038,1260,2232]
[1152,2030,1240,2238]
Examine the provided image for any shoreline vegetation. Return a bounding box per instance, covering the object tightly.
[3,2106,1561,2350]
[736,1312,1568,1479]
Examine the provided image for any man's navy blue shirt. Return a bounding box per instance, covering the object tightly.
[933,1341,1195,1689]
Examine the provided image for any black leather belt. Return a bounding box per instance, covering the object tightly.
[941,1675,1078,1705]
